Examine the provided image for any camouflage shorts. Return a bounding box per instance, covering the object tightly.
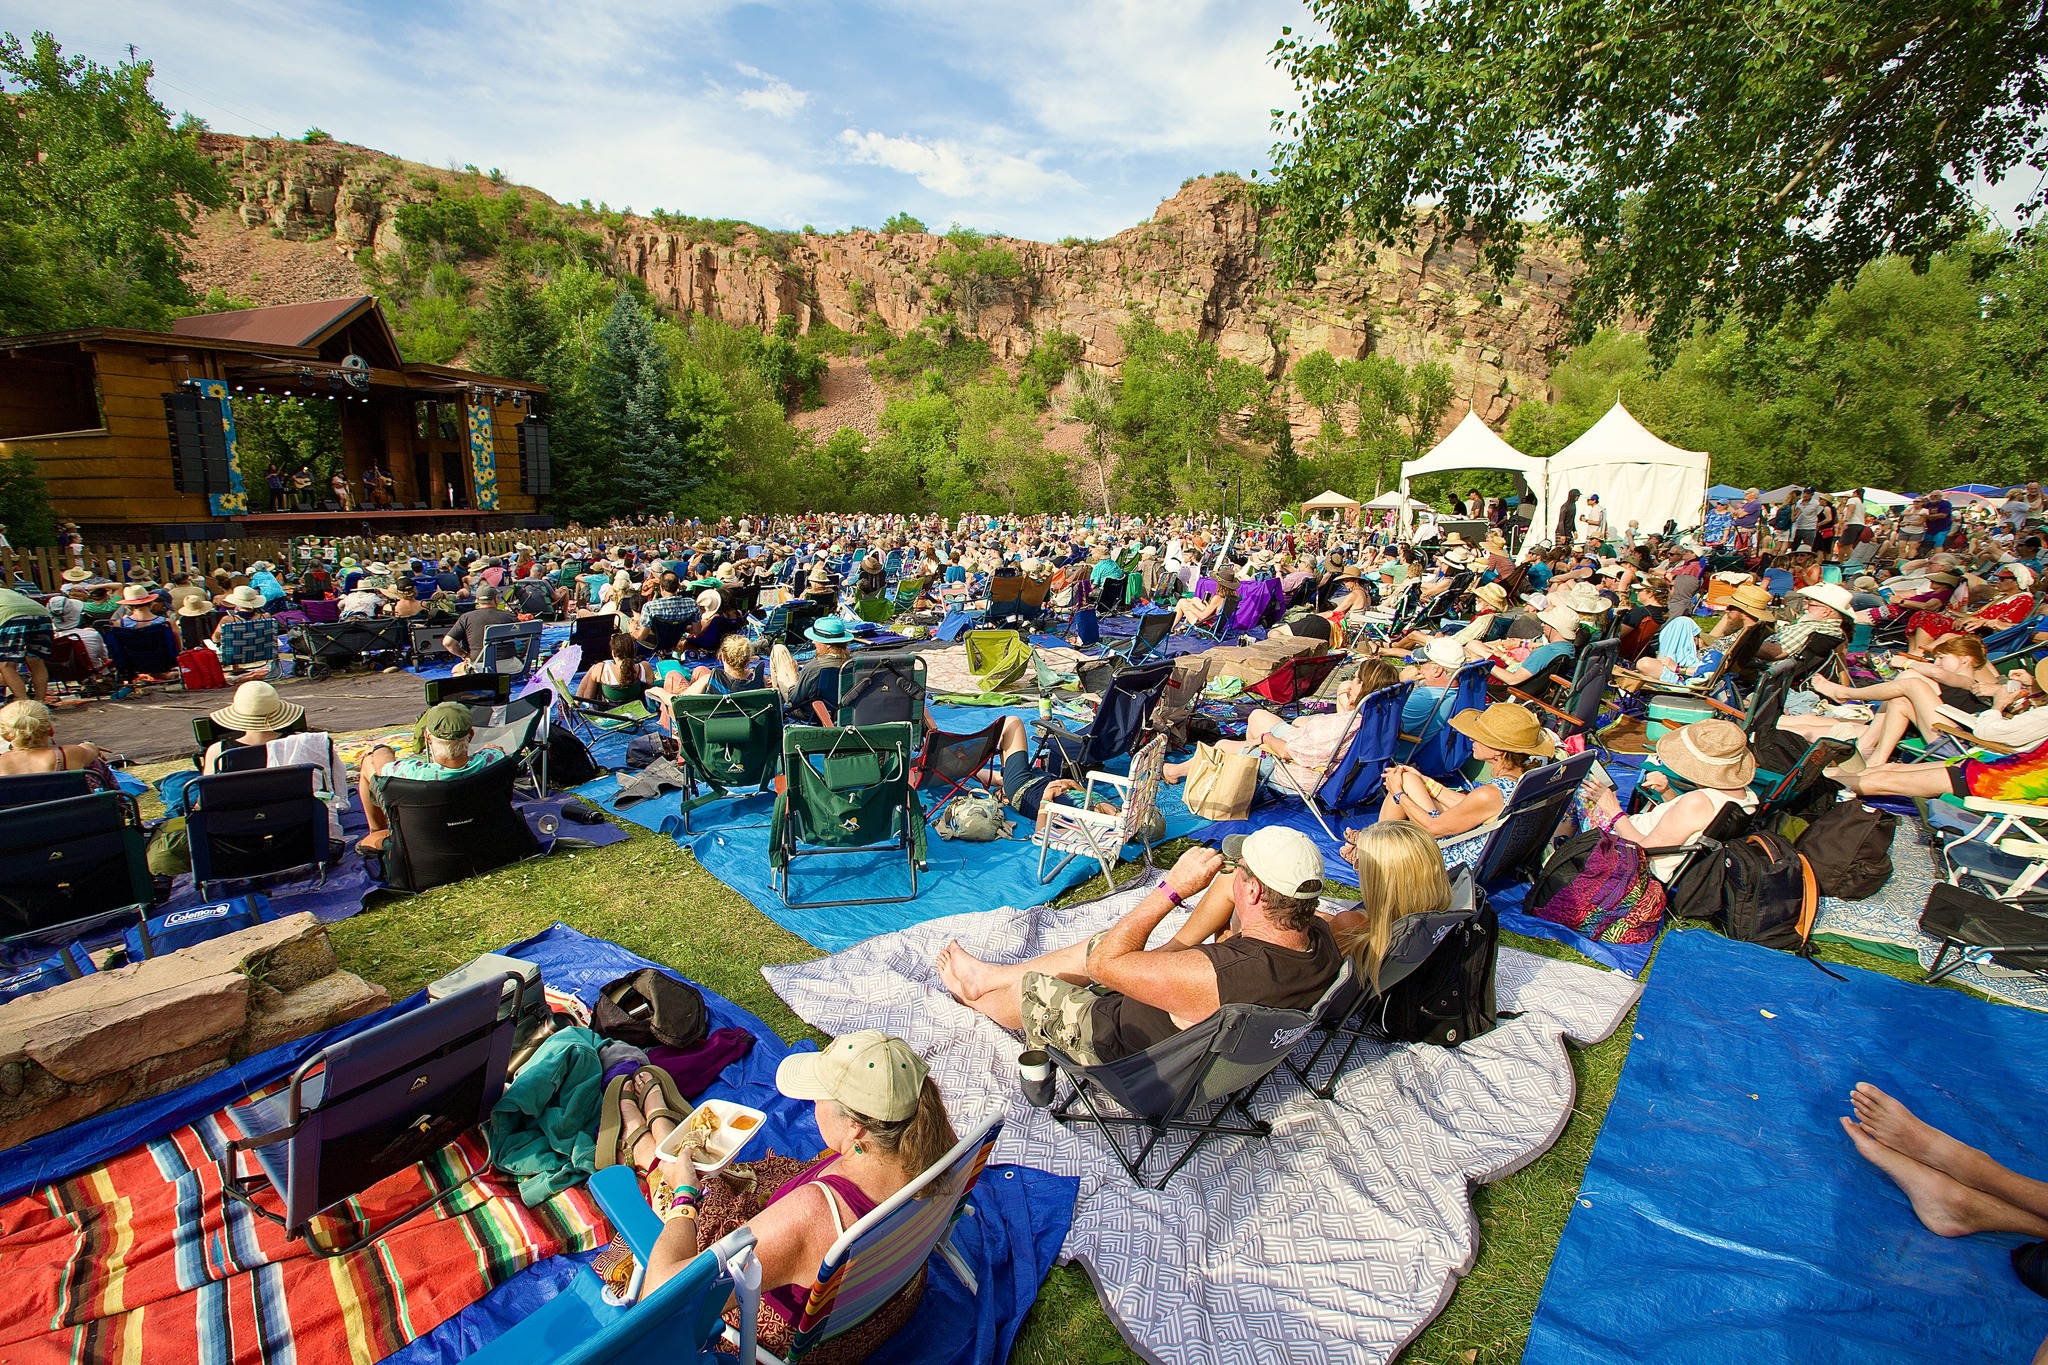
[1019,968,1106,1066]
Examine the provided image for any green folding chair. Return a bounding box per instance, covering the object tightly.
[964,628,1032,691]
[668,687,784,831]
[854,597,896,624]
[891,576,928,615]
[771,722,926,909]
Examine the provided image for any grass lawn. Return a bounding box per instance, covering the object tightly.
[174,765,1985,1365]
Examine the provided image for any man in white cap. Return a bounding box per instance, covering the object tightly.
[1400,638,1467,731]
[936,834,1342,1065]
[1480,603,1583,689]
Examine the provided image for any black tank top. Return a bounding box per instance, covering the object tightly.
[1089,919,1341,1062]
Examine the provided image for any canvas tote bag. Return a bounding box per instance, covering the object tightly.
[1183,741,1261,821]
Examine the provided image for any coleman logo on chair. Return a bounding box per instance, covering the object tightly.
[163,903,235,929]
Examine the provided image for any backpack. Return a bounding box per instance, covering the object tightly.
[592,968,708,1051]
[544,727,601,789]
[1529,826,1668,945]
[1366,890,1499,1046]
[1669,830,1819,953]
[1792,799,1896,900]
[933,792,1013,842]
[625,733,678,770]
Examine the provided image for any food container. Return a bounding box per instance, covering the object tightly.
[654,1098,769,1175]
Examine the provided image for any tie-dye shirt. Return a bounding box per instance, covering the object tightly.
[1957,738,2048,803]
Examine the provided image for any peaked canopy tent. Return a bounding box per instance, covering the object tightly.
[1300,489,1362,523]
[1362,490,1432,511]
[1398,410,1549,540]
[1547,402,1710,539]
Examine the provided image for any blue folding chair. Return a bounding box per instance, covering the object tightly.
[102,620,181,682]
[1270,681,1413,839]
[1403,659,1492,781]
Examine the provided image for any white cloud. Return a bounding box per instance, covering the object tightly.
[840,129,1081,201]
[732,65,808,118]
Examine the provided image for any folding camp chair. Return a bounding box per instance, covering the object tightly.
[549,670,661,740]
[912,718,1005,823]
[411,619,458,667]
[43,633,113,698]
[296,597,342,623]
[668,688,783,831]
[1403,659,1493,781]
[1348,580,1419,648]
[0,769,96,808]
[754,598,822,647]
[890,576,928,617]
[478,620,545,678]
[0,790,154,951]
[1105,610,1175,667]
[964,629,1033,691]
[1247,650,1345,706]
[1267,681,1412,839]
[1287,868,1489,1097]
[1032,660,1173,783]
[985,573,1029,626]
[424,670,514,710]
[1935,797,2048,903]
[1035,735,1168,892]
[1921,881,2048,985]
[213,615,280,671]
[102,620,182,683]
[221,974,523,1257]
[835,652,929,727]
[187,764,333,897]
[376,754,546,894]
[771,722,925,909]
[1508,638,1619,752]
[1038,961,1355,1189]
[571,613,623,662]
[1454,751,1600,891]
[1185,589,1238,644]
[1621,622,1763,716]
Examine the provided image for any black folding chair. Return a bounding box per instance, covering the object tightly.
[1508,638,1618,750]
[1032,660,1173,782]
[0,790,154,950]
[1459,751,1600,892]
[187,764,334,897]
[0,769,96,808]
[102,621,180,683]
[377,755,545,894]
[1921,881,2048,984]
[570,613,622,662]
[411,619,458,667]
[835,653,929,727]
[191,711,312,768]
[222,974,523,1257]
[1037,961,1355,1189]
[912,719,1005,824]
[424,670,515,711]
[1109,611,1174,665]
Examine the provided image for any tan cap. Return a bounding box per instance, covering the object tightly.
[1422,638,1465,670]
[1222,826,1325,899]
[776,1030,928,1122]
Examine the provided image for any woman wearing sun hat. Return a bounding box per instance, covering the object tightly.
[1590,718,1759,881]
[1374,701,1553,870]
[616,1031,957,1361]
[200,679,304,772]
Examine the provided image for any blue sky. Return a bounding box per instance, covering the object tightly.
[11,0,1307,242]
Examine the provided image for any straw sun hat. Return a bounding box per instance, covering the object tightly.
[209,681,303,734]
[1728,584,1776,618]
[1449,703,1550,756]
[1655,719,1757,790]
[226,585,266,610]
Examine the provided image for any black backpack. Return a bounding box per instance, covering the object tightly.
[1366,888,1499,1047]
[544,727,601,789]
[1668,830,1819,954]
[592,968,708,1051]
[1792,799,1896,900]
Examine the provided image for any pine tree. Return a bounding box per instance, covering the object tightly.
[471,265,559,383]
[584,290,685,518]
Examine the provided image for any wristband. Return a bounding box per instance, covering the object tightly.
[1157,879,1184,908]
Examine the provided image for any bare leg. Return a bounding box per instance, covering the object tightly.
[0,662,24,704]
[1852,1084,2048,1219]
[934,938,1091,1030]
[356,745,396,848]
[26,657,47,702]
[1841,1115,2048,1238]
[1835,763,1956,800]
[1244,710,1286,745]
[1862,698,1915,766]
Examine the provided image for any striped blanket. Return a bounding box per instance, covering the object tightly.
[0,1104,604,1365]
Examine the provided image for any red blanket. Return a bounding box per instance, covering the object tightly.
[0,1103,603,1365]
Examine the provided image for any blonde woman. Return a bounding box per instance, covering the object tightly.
[0,699,107,779]
[1330,822,1455,992]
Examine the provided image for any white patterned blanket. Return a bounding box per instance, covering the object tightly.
[764,885,1642,1364]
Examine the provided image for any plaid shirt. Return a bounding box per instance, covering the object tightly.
[641,593,700,626]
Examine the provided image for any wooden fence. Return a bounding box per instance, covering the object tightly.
[4,521,698,590]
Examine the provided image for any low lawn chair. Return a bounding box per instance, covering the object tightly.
[1037,962,1355,1189]
[1185,588,1239,644]
[1109,610,1175,666]
[479,620,545,678]
[1246,650,1345,705]
[1936,796,2048,903]
[985,573,1029,626]
[1032,660,1173,783]
[376,754,545,894]
[1403,659,1493,781]
[1507,638,1619,752]
[889,576,928,617]
[103,620,183,683]
[1267,681,1412,839]
[425,670,514,710]
[187,763,333,898]
[221,973,522,1257]
[853,596,895,624]
[912,718,1005,824]
[668,687,783,831]
[213,615,280,671]
[834,652,928,727]
[964,628,1033,691]
[0,769,96,808]
[548,670,661,740]
[0,790,154,952]
[1921,881,2048,985]
[1454,751,1600,892]
[772,722,925,909]
[571,613,622,662]
[1035,734,1167,892]
[411,619,459,667]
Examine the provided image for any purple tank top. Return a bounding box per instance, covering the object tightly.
[762,1157,878,1324]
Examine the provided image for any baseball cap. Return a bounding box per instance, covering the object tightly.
[1219,827,1325,899]
[775,1030,927,1122]
[420,701,475,740]
[1422,639,1465,670]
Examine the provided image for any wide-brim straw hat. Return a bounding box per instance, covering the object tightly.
[1561,584,1609,615]
[209,681,302,734]
[1795,582,1859,619]
[1538,603,1582,635]
[227,585,266,609]
[60,567,92,583]
[808,566,837,587]
[1472,582,1509,611]
[120,584,155,603]
[177,598,215,617]
[1655,718,1757,790]
[1728,584,1776,618]
[1449,702,1550,756]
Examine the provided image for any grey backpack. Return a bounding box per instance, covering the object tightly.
[934,793,1014,842]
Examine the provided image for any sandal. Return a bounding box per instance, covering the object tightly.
[593,1071,656,1171]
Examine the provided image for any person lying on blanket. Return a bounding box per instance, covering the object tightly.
[934,831,1342,1066]
[982,714,1121,826]
[610,1034,959,1363]
[1160,660,1398,793]
[1841,1080,2048,1355]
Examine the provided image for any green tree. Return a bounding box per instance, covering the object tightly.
[1960,235,2048,486]
[558,291,690,520]
[0,453,56,547]
[1290,349,1452,498]
[1265,1,2048,351]
[229,395,343,488]
[471,265,560,382]
[881,211,927,235]
[0,32,229,335]
[1109,317,1271,512]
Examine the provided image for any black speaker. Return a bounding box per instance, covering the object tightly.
[163,391,231,495]
[518,418,551,495]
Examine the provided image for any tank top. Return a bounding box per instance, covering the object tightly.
[761,1156,880,1324]
[1089,919,1342,1063]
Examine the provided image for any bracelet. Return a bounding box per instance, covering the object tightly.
[1157,879,1183,908]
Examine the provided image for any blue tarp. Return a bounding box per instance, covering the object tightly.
[1525,929,2048,1364]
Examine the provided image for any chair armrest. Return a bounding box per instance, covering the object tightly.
[1031,719,1086,743]
[1436,816,1505,850]
[587,1165,665,1261]
[1960,796,2048,820]
[1936,723,2016,755]
[1509,691,1576,724]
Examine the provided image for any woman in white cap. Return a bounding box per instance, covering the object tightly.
[1589,718,1758,880]
[200,680,304,772]
[616,1032,958,1361]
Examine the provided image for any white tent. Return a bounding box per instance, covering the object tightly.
[1398,410,1548,539]
[1362,490,1431,511]
[1547,402,1710,539]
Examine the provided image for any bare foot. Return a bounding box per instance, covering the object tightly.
[935,941,989,1004]
[1840,1115,1983,1237]
[1810,675,1848,701]
[1850,1083,1973,1176]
